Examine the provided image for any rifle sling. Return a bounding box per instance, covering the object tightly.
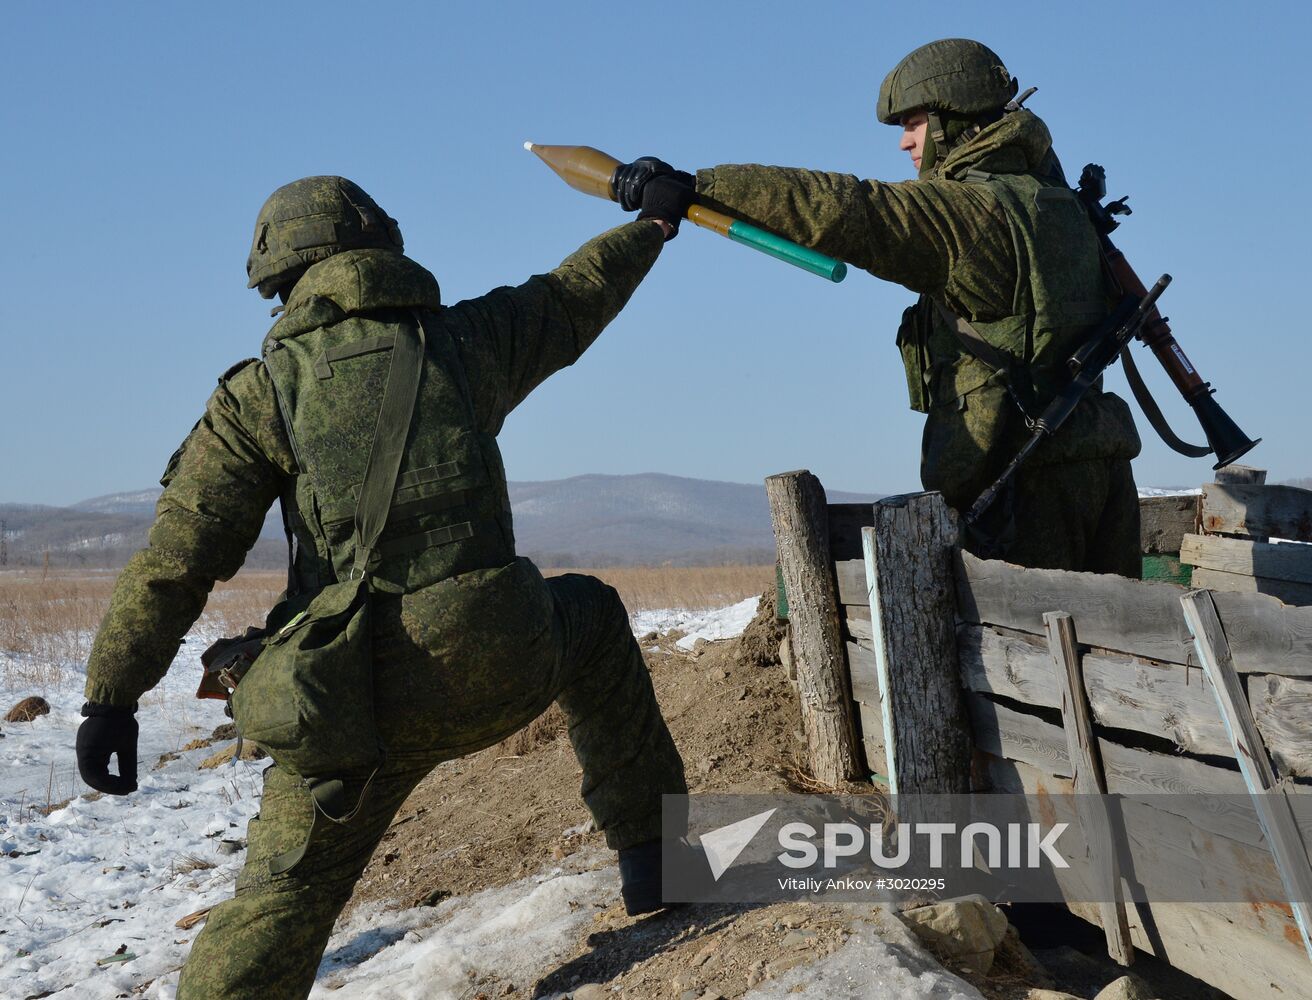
[1118,345,1211,458]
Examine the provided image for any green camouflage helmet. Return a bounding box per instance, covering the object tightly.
[877,38,1018,125]
[246,176,403,297]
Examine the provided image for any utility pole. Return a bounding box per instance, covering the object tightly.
[0,519,7,568]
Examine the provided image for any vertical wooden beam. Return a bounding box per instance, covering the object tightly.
[1044,611,1135,967]
[862,492,970,796]
[1181,589,1312,962]
[765,471,860,784]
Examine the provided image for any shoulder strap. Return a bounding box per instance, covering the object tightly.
[930,298,1016,373]
[350,312,427,578]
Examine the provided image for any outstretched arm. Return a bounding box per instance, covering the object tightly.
[695,165,1008,300]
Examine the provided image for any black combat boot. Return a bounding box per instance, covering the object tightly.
[618,840,666,916]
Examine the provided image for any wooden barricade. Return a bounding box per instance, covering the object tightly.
[1187,470,1312,606]
[767,468,1312,998]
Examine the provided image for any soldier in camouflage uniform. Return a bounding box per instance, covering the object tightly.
[617,38,1142,574]
[74,173,695,999]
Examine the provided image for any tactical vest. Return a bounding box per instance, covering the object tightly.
[261,251,517,595]
[895,170,1138,505]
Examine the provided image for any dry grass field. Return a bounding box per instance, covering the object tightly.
[0,563,772,686]
[540,564,773,613]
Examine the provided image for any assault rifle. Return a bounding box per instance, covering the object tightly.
[966,164,1260,526]
[967,276,1172,524]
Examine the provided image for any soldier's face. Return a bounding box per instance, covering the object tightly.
[898,112,929,171]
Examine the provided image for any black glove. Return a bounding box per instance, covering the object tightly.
[637,174,696,239]
[76,702,139,795]
[611,156,693,212]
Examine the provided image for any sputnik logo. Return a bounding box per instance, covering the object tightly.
[698,808,777,881]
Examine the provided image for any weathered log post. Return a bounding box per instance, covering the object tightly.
[765,470,861,784]
[1212,465,1269,543]
[1214,465,1268,486]
[862,492,970,796]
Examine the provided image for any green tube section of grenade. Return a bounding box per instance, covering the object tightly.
[725,220,847,282]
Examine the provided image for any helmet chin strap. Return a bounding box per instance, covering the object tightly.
[921,109,996,178]
[921,110,946,178]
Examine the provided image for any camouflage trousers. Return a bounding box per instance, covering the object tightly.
[176,573,686,1000]
[963,457,1141,576]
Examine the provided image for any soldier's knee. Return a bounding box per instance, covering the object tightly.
[552,573,629,627]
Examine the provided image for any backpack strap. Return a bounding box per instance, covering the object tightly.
[350,311,427,579]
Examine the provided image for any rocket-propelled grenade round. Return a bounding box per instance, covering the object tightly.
[524,142,621,203]
[524,142,846,283]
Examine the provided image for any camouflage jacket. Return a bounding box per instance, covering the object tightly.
[696,111,1140,509]
[84,221,664,707]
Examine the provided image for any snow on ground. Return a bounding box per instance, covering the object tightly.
[745,915,984,1000]
[308,858,616,998]
[1137,486,1202,497]
[630,595,760,651]
[0,597,976,999]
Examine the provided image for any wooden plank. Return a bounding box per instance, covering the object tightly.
[1045,612,1134,966]
[1250,674,1312,780]
[1181,534,1312,585]
[956,551,1312,676]
[985,753,1292,910]
[1202,482,1312,543]
[1191,567,1312,607]
[855,700,887,784]
[986,755,1312,1000]
[1138,494,1199,554]
[1181,589,1312,961]
[956,551,1194,663]
[827,503,876,562]
[863,493,970,796]
[968,692,1071,777]
[845,640,880,707]
[834,558,867,606]
[1139,553,1191,586]
[766,471,861,784]
[965,692,1312,848]
[958,625,1230,756]
[844,606,873,642]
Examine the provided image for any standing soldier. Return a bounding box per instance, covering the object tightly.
[616,38,1142,574]
[74,172,696,998]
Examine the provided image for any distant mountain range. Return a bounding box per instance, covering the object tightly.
[0,474,882,569]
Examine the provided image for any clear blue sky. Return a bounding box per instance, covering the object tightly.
[2,1,1308,505]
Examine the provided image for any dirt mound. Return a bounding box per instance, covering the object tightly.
[5,696,51,722]
[341,623,1190,1000]
[349,632,803,911]
[732,588,787,670]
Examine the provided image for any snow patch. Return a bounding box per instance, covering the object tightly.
[630,595,759,650]
[1137,486,1202,497]
[746,915,985,999]
[310,864,613,998]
